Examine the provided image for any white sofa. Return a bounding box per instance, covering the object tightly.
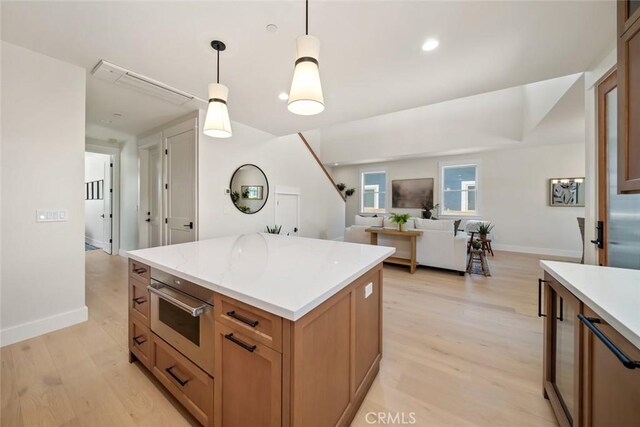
[344,216,468,274]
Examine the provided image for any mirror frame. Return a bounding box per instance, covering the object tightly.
[229,164,269,214]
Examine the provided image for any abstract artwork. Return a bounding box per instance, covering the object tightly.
[549,178,585,207]
[392,178,434,209]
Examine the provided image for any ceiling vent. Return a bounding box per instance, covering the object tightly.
[91,60,205,106]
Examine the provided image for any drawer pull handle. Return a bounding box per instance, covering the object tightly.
[165,366,190,386]
[133,267,146,275]
[225,333,257,353]
[537,279,547,318]
[132,335,146,346]
[133,297,146,305]
[578,314,640,370]
[227,310,259,328]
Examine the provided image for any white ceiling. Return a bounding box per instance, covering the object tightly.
[1,1,615,137]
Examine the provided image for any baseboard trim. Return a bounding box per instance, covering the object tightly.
[85,237,103,248]
[491,243,581,259]
[0,306,89,347]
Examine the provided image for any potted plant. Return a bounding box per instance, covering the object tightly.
[345,188,356,197]
[336,183,346,191]
[266,225,282,234]
[471,240,482,250]
[389,213,412,232]
[477,222,494,240]
[421,201,440,219]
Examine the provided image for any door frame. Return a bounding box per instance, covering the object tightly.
[596,69,617,266]
[85,144,120,256]
[138,132,163,249]
[275,186,301,236]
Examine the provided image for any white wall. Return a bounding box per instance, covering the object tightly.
[333,143,586,258]
[1,42,87,346]
[84,152,110,247]
[198,112,346,240]
[86,125,139,255]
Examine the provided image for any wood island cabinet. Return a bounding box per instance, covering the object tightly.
[128,258,384,427]
[617,0,640,193]
[541,272,640,427]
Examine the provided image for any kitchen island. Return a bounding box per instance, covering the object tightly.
[539,261,640,427]
[127,233,395,427]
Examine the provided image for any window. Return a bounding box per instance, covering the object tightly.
[361,170,387,213]
[440,162,478,216]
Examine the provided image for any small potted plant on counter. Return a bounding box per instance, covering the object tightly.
[477,222,494,240]
[389,213,412,232]
[266,225,282,234]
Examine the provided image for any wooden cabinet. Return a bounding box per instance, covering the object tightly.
[541,273,583,427]
[617,0,640,193]
[129,316,152,369]
[214,322,282,427]
[152,334,214,427]
[214,294,283,352]
[541,272,640,427]
[581,306,640,427]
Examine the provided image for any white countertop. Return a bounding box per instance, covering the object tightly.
[540,261,640,349]
[128,234,395,321]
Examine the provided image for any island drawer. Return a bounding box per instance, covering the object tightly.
[152,334,214,427]
[129,279,150,325]
[129,259,150,284]
[129,317,152,369]
[214,294,282,352]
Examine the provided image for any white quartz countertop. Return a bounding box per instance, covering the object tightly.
[540,261,640,349]
[128,234,395,321]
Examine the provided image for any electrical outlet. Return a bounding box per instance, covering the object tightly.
[364,282,373,298]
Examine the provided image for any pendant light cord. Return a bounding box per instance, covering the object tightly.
[305,0,309,35]
[216,49,220,84]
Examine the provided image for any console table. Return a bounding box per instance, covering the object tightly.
[365,228,423,273]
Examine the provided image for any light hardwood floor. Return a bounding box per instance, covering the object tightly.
[1,250,563,426]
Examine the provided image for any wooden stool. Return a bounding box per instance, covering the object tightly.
[466,249,491,276]
[479,238,494,256]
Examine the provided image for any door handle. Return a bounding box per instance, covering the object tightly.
[184,222,193,229]
[590,220,604,249]
[294,227,298,233]
[578,315,640,369]
[145,219,151,222]
[537,279,547,317]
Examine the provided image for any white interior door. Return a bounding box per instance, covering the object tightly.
[102,160,113,254]
[148,145,163,247]
[166,127,197,244]
[275,193,300,236]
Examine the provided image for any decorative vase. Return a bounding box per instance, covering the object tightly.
[398,223,405,232]
[480,233,487,240]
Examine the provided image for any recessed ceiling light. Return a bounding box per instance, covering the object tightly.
[422,38,439,52]
[334,163,339,166]
[266,24,278,32]
[278,92,289,101]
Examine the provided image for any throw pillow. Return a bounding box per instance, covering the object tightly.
[454,219,462,235]
[355,215,383,227]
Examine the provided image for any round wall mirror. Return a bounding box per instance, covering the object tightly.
[229,164,269,214]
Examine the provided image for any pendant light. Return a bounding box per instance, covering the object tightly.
[288,0,325,115]
[204,40,232,138]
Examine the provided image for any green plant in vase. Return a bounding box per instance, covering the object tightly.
[345,188,356,197]
[336,183,346,191]
[477,223,494,240]
[265,225,282,234]
[471,240,482,250]
[389,213,412,232]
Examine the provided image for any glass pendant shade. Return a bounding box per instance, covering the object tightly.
[204,83,232,138]
[288,35,324,116]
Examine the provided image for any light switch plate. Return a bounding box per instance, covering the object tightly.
[364,282,373,298]
[37,209,68,222]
